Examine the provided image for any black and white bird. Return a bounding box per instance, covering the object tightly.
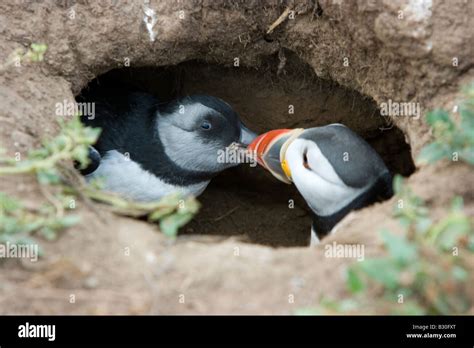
[77,86,257,201]
[249,124,393,246]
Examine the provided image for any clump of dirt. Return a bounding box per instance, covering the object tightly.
[0,0,472,314]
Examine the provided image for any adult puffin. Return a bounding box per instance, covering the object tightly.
[77,84,257,202]
[248,124,393,246]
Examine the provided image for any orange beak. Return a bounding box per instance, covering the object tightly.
[248,128,302,184]
[248,129,292,169]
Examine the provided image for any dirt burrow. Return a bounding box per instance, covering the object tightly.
[0,0,473,314]
[82,59,415,247]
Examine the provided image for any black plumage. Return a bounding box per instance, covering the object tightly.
[76,83,244,186]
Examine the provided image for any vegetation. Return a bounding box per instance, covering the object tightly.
[0,116,199,252]
[1,43,48,72]
[346,176,472,314]
[417,82,474,165]
[297,176,472,315]
[21,43,48,63]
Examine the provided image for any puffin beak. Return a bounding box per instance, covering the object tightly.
[248,128,295,184]
[239,123,258,147]
[248,129,291,165]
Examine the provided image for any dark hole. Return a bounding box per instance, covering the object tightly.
[77,50,415,247]
[263,33,275,42]
[315,4,323,17]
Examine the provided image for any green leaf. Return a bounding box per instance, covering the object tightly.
[37,169,60,185]
[148,206,176,221]
[56,215,81,228]
[468,236,474,252]
[414,216,432,234]
[380,229,417,264]
[452,266,468,281]
[38,226,57,241]
[0,192,22,212]
[460,104,474,130]
[72,146,89,168]
[417,142,449,164]
[358,258,401,290]
[459,148,474,165]
[426,109,453,127]
[346,268,365,294]
[450,197,464,211]
[159,212,194,238]
[179,198,200,214]
[432,216,470,250]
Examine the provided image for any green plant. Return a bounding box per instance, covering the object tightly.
[0,117,100,179]
[68,187,199,238]
[298,176,473,315]
[346,176,472,314]
[418,82,474,165]
[23,43,48,63]
[1,43,48,72]
[1,116,200,252]
[0,192,79,244]
[0,116,98,243]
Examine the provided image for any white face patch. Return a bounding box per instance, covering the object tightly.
[86,150,210,202]
[157,103,233,173]
[286,139,365,216]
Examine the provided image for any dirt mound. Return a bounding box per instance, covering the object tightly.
[0,0,472,314]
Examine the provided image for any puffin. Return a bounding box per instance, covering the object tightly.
[248,124,393,246]
[76,85,257,201]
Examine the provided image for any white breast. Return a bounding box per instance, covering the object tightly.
[86,150,210,202]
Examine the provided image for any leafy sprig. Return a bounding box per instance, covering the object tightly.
[418,82,474,165]
[1,116,200,249]
[346,176,472,314]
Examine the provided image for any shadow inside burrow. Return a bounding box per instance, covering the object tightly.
[77,50,415,247]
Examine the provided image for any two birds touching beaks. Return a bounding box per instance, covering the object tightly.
[79,89,393,246]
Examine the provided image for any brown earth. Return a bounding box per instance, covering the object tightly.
[0,0,473,314]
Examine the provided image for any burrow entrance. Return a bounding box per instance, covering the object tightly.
[78,51,415,247]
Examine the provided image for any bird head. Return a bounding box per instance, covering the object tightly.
[249,125,392,217]
[157,95,257,173]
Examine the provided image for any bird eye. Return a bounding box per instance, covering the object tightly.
[303,151,310,169]
[201,121,212,130]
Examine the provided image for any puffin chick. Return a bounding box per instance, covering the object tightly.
[77,86,257,202]
[249,124,393,246]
